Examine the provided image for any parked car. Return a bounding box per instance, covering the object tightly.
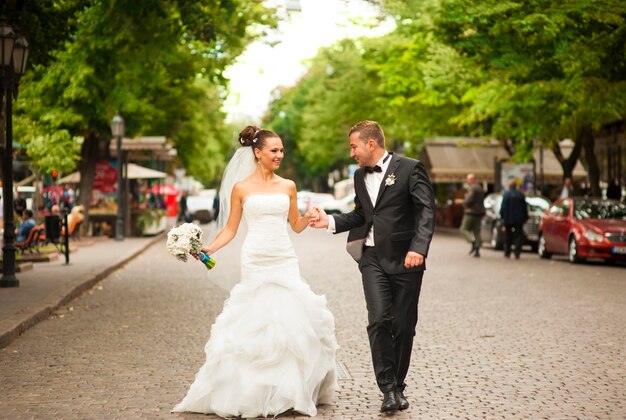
[480,192,551,251]
[321,194,355,215]
[186,194,215,224]
[538,197,626,264]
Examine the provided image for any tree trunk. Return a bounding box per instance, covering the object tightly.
[583,129,602,197]
[77,131,101,232]
[552,127,585,181]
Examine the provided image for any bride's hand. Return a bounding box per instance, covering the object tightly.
[191,245,210,260]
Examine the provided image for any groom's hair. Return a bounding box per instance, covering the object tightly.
[349,120,385,148]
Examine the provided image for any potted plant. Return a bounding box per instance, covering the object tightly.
[136,208,166,236]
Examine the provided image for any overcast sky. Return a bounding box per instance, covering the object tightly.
[222,0,394,123]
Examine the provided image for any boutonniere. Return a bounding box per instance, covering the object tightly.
[385,174,396,186]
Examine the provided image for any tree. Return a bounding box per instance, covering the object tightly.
[0,0,86,180]
[432,0,626,193]
[266,39,383,189]
[11,0,276,219]
[265,1,476,184]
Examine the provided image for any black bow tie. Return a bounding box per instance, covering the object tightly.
[364,154,390,174]
[364,165,382,174]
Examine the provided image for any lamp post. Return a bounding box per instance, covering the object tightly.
[1,21,28,288]
[111,112,125,241]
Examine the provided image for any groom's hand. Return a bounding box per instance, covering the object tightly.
[404,251,424,268]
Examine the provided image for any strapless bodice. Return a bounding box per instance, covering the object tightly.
[241,193,297,270]
[243,193,290,235]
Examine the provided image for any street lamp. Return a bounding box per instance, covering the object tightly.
[111,112,125,241]
[1,21,28,288]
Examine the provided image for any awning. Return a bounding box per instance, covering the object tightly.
[57,163,167,184]
[422,138,508,183]
[420,137,587,184]
[125,163,168,179]
[15,174,36,187]
[109,136,176,161]
[56,172,80,184]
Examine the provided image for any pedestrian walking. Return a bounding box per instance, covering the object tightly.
[456,173,485,257]
[178,191,190,223]
[309,120,435,413]
[500,179,529,259]
[559,177,573,199]
[606,179,622,201]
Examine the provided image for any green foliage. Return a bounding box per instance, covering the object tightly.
[136,208,166,235]
[264,0,625,192]
[14,119,82,175]
[266,38,384,183]
[0,0,85,68]
[264,11,468,180]
[434,0,626,147]
[12,0,276,185]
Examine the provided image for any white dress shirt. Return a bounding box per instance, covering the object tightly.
[328,152,390,246]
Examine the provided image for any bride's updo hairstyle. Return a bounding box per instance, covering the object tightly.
[238,125,278,154]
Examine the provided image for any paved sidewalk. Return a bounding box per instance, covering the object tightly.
[0,231,166,349]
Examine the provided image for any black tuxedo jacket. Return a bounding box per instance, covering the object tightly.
[333,153,435,274]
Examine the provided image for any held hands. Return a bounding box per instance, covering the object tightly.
[404,251,425,269]
[306,206,329,229]
[305,205,422,266]
[304,207,319,225]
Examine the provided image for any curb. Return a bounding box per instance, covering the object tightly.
[0,233,166,349]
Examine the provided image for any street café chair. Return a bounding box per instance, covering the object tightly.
[16,225,43,254]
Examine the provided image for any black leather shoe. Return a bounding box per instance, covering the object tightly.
[468,244,476,255]
[380,391,399,412]
[397,390,409,410]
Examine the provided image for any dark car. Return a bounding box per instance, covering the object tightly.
[538,198,626,264]
[480,193,551,251]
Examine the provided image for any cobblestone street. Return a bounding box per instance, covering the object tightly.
[0,226,624,419]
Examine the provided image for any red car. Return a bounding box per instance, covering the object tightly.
[538,198,626,264]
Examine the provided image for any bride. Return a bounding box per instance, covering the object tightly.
[173,126,338,418]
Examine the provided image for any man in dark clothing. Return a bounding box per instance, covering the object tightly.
[606,179,622,201]
[500,180,529,259]
[212,193,220,221]
[456,173,485,257]
[13,192,27,216]
[178,191,190,223]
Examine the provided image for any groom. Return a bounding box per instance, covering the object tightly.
[309,120,435,412]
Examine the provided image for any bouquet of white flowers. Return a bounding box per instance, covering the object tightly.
[166,223,216,269]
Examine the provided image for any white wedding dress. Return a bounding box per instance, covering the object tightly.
[173,193,338,418]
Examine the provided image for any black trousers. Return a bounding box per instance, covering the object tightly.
[359,247,424,393]
[504,223,524,257]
